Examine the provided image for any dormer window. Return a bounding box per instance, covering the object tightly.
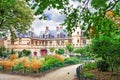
[77,32,79,35]
[57,34,60,38]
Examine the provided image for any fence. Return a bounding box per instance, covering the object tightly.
[76,64,83,80]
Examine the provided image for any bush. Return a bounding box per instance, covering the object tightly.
[55,48,64,55]
[84,63,97,71]
[84,72,94,78]
[64,57,79,65]
[0,46,10,58]
[13,63,23,70]
[22,49,31,56]
[39,55,64,72]
[97,60,109,71]
[18,49,31,57]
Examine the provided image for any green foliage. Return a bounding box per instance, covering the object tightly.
[74,45,92,54]
[0,0,34,39]
[91,0,107,9]
[74,45,95,60]
[55,48,64,55]
[40,55,64,72]
[49,47,55,53]
[84,72,94,79]
[0,46,10,58]
[114,2,120,15]
[66,44,74,54]
[22,49,31,56]
[91,34,120,71]
[74,48,85,54]
[30,0,69,15]
[84,63,97,71]
[97,60,109,72]
[10,49,16,54]
[25,0,120,38]
[92,36,112,59]
[18,49,31,57]
[64,57,79,65]
[13,63,24,70]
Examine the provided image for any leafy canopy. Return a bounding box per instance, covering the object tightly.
[0,0,34,39]
[26,0,120,37]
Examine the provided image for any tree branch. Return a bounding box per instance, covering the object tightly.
[0,9,5,28]
[106,0,119,11]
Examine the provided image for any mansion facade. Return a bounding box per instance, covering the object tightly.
[0,26,90,56]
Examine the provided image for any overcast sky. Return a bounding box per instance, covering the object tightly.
[31,0,80,35]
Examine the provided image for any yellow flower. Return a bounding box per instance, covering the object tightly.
[31,60,42,71]
[10,54,18,60]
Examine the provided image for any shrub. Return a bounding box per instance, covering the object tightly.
[45,56,63,67]
[17,50,31,58]
[13,63,23,70]
[0,46,10,58]
[84,63,97,71]
[39,55,64,72]
[22,49,31,56]
[55,48,64,55]
[64,57,79,65]
[84,72,94,78]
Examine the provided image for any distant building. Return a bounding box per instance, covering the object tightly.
[1,26,90,56]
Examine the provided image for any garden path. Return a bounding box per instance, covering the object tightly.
[0,64,80,80]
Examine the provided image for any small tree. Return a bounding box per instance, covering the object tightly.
[0,46,10,58]
[49,47,55,54]
[66,44,74,54]
[22,49,31,56]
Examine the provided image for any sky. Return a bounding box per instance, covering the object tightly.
[31,0,80,35]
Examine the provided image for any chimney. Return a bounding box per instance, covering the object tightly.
[46,26,49,31]
[60,26,63,30]
[30,27,34,37]
[56,26,60,38]
[56,26,59,31]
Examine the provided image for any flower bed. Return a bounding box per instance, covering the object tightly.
[0,54,80,76]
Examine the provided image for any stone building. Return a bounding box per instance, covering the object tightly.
[1,26,90,56]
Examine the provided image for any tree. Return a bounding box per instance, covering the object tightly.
[66,44,74,54]
[49,47,55,53]
[26,0,120,37]
[91,35,120,71]
[0,46,10,58]
[22,49,31,56]
[0,0,34,40]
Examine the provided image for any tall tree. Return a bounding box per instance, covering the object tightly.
[0,0,34,40]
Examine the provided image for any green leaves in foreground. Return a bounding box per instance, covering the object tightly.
[0,0,34,39]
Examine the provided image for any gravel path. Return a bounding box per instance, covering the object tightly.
[0,64,80,80]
